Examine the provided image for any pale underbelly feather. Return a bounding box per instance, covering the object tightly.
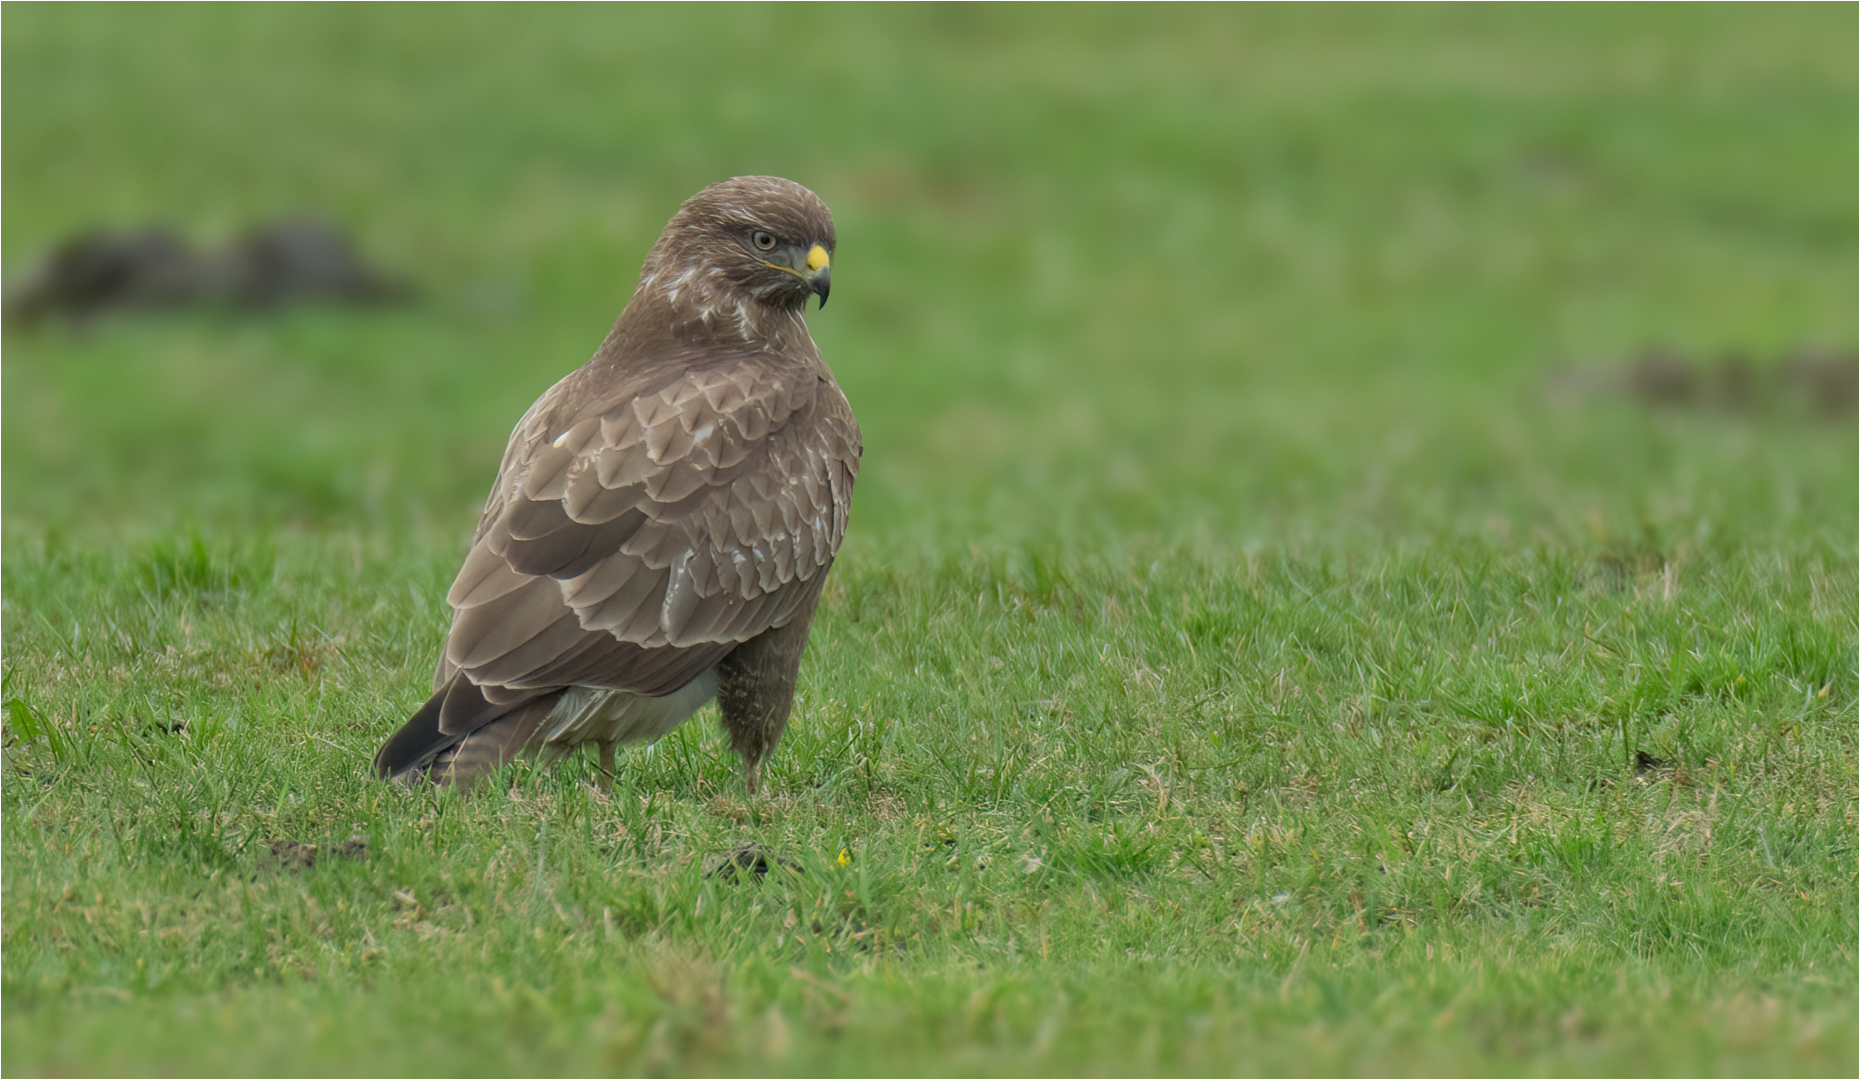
[539,668,723,748]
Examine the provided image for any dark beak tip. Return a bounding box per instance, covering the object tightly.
[811,272,831,309]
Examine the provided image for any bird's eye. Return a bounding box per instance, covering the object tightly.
[751,230,779,251]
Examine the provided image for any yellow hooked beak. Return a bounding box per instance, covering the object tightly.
[804,244,830,308]
[763,243,831,307]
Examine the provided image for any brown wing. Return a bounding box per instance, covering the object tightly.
[431,351,860,737]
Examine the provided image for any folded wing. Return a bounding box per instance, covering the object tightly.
[429,352,860,738]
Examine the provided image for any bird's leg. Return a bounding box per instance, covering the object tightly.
[715,581,824,796]
[597,740,617,794]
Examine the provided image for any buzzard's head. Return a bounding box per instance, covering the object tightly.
[634,177,835,335]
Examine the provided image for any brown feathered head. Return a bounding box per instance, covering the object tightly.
[628,176,835,339]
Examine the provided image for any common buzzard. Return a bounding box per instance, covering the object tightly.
[374,176,859,793]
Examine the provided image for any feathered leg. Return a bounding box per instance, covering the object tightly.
[715,579,826,794]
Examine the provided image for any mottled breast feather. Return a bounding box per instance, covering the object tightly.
[430,346,860,736]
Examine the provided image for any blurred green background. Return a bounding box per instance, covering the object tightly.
[7,3,1852,553]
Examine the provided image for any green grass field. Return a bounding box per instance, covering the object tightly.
[4,5,1855,1076]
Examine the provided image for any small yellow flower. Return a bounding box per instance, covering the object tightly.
[837,848,851,868]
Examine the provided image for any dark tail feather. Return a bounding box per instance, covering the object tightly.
[434,694,559,790]
[374,681,563,791]
[373,686,458,782]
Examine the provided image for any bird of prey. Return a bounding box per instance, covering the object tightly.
[374,176,859,794]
